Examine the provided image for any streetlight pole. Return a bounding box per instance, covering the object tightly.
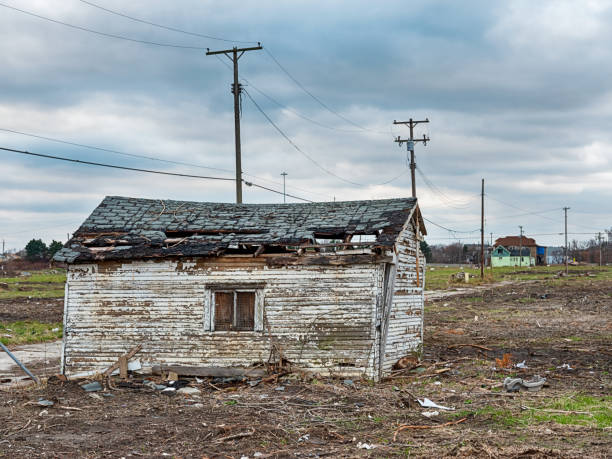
[280,172,288,203]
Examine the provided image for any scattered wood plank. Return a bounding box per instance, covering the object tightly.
[214,429,255,443]
[103,344,142,377]
[152,365,266,378]
[119,355,128,380]
[448,344,493,351]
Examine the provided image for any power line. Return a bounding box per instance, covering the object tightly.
[0,220,84,237]
[486,194,560,223]
[0,126,330,200]
[0,127,233,173]
[243,181,312,203]
[0,146,314,202]
[1,146,234,181]
[42,0,385,136]
[243,89,408,187]
[416,166,475,209]
[487,207,564,221]
[77,0,255,44]
[213,54,392,138]
[263,48,387,134]
[0,2,208,49]
[422,217,480,234]
[242,89,365,187]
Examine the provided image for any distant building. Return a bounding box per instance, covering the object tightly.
[494,236,546,266]
[491,245,534,267]
[546,247,565,265]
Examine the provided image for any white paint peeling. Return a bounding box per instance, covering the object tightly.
[63,232,424,380]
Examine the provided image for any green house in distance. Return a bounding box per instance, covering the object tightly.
[491,245,535,267]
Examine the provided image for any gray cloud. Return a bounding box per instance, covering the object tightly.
[0,0,610,250]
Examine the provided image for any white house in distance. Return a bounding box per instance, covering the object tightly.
[54,196,427,381]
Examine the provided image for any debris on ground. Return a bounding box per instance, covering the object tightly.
[1,269,610,457]
[417,397,454,411]
[503,375,546,392]
[557,363,573,371]
[356,442,377,450]
[81,381,102,392]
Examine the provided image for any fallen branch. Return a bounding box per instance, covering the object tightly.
[521,405,593,416]
[57,406,85,411]
[214,429,255,443]
[393,418,467,441]
[448,344,493,351]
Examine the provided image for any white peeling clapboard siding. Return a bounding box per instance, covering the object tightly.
[382,223,425,373]
[64,259,381,378]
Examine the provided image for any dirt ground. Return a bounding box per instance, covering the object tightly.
[1,276,610,458]
[0,298,63,323]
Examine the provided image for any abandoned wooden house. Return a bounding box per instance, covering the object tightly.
[54,195,426,380]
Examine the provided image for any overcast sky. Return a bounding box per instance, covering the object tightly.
[1,0,610,251]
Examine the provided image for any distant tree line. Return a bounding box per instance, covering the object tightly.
[426,242,468,264]
[24,239,64,261]
[567,231,610,264]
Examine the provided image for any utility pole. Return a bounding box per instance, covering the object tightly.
[563,207,570,275]
[480,178,484,279]
[393,118,430,198]
[206,43,263,204]
[281,172,288,203]
[598,232,603,267]
[519,225,524,268]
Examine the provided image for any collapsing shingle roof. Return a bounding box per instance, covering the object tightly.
[54,195,424,263]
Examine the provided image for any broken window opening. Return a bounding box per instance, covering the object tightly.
[164,229,264,238]
[313,232,378,252]
[213,290,256,331]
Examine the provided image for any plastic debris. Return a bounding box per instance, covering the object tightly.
[357,442,377,450]
[422,410,439,417]
[298,434,310,442]
[522,375,546,391]
[417,398,454,411]
[503,378,523,393]
[274,386,285,391]
[81,381,102,392]
[503,375,546,392]
[177,386,201,396]
[557,363,573,371]
[343,379,355,387]
[516,361,528,369]
[127,359,142,372]
[37,398,54,407]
